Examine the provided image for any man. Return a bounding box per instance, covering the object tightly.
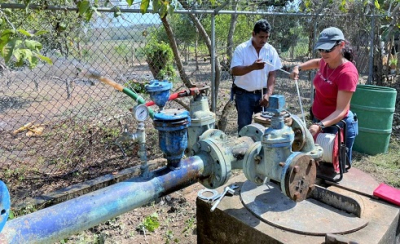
[230,19,282,132]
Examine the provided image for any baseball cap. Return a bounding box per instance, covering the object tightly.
[314,27,344,50]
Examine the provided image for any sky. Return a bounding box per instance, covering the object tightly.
[92,0,161,28]
[92,0,301,28]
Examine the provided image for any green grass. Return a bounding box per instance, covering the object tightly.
[353,138,400,187]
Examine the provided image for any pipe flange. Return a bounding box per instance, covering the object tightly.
[242,141,265,185]
[198,129,226,141]
[280,152,316,202]
[195,138,231,189]
[238,123,266,142]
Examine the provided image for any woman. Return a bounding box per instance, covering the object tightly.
[290,27,359,165]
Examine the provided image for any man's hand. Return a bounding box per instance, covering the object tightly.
[259,93,270,107]
[252,59,266,70]
[231,59,266,76]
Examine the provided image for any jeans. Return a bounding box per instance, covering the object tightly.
[234,89,263,132]
[316,110,358,165]
[343,110,359,165]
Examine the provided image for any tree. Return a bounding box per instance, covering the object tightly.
[0,7,52,68]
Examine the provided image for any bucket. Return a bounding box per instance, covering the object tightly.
[350,84,397,155]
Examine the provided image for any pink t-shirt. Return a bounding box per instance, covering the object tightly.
[312,59,358,120]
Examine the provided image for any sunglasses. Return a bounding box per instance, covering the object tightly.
[318,43,340,53]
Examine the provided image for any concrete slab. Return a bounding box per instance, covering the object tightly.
[197,171,400,244]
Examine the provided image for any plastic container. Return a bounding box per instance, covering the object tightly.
[350,84,397,155]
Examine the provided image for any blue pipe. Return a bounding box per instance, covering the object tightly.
[0,156,205,244]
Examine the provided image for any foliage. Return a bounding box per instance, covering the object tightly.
[124,80,147,94]
[0,11,52,68]
[182,217,196,234]
[0,0,172,69]
[8,204,37,220]
[142,34,176,81]
[137,212,160,232]
[279,37,309,59]
[140,0,173,18]
[167,14,198,48]
[0,3,88,68]
[389,56,397,66]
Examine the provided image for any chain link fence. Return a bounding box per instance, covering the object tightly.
[0,3,398,207]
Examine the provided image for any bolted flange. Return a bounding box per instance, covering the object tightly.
[280,152,316,202]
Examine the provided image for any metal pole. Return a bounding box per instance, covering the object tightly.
[0,156,206,244]
[367,10,375,85]
[211,14,216,112]
[311,20,318,104]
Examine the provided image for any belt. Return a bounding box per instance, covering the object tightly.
[233,85,267,94]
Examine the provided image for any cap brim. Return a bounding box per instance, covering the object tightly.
[314,41,336,50]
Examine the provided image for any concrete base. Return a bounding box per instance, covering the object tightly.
[197,169,400,244]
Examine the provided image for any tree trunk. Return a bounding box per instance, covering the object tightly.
[216,99,235,131]
[160,15,195,88]
[177,0,222,103]
[226,1,239,63]
[217,1,240,132]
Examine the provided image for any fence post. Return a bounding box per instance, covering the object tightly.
[367,10,375,85]
[211,13,216,112]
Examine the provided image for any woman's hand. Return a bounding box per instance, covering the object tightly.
[290,66,300,80]
[309,124,321,136]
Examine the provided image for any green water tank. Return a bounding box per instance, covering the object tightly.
[350,84,397,155]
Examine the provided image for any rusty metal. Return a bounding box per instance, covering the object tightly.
[292,127,306,151]
[283,153,316,202]
[310,185,362,217]
[253,110,292,128]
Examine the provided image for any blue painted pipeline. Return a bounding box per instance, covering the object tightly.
[0,156,205,244]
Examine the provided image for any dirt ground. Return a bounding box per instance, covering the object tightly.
[62,183,203,244]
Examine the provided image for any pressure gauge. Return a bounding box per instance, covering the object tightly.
[133,104,149,122]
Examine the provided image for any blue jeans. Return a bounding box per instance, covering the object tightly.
[316,110,358,165]
[234,90,263,132]
[343,110,359,165]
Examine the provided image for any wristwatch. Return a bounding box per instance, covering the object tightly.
[296,65,302,72]
[314,121,325,131]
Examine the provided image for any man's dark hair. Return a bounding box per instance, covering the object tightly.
[253,19,271,34]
